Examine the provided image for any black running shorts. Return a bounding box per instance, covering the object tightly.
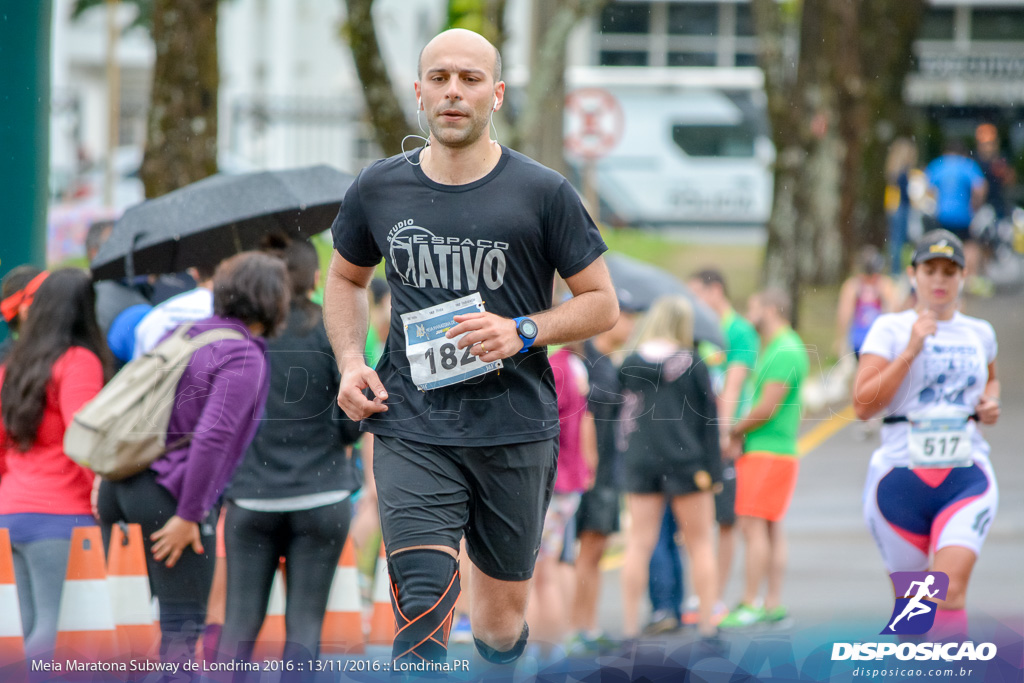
[575,486,621,536]
[373,435,558,582]
[714,462,737,526]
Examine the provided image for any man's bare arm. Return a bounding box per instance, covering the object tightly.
[535,257,619,346]
[447,256,619,363]
[717,364,750,427]
[323,251,389,419]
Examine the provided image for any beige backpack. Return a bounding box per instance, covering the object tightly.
[64,323,245,480]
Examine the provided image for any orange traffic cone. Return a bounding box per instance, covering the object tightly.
[252,561,286,660]
[320,537,363,655]
[55,526,118,661]
[367,542,394,646]
[107,523,160,659]
[0,529,26,672]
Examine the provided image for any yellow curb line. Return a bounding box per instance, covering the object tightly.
[798,405,856,458]
[599,405,856,572]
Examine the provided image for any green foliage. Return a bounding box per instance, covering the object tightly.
[445,0,501,46]
[71,0,153,33]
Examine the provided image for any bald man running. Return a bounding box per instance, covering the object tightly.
[324,29,617,668]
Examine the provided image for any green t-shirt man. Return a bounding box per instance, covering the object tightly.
[744,327,809,456]
[698,308,760,419]
[722,308,760,419]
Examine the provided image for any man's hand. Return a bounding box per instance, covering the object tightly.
[723,433,744,462]
[447,312,523,363]
[338,362,389,421]
[150,515,204,568]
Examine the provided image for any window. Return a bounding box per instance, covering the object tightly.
[735,53,759,68]
[971,8,1024,41]
[599,50,649,67]
[736,3,755,37]
[672,123,756,158]
[668,52,717,67]
[919,8,955,41]
[668,3,718,36]
[600,2,651,34]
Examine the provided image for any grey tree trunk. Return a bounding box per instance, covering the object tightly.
[140,0,218,198]
[753,0,924,326]
[511,0,608,173]
[342,0,414,157]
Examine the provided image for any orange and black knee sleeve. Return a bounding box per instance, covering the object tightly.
[388,549,461,664]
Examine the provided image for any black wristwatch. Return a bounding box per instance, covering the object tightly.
[513,316,538,353]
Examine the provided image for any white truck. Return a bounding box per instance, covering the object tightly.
[565,67,775,228]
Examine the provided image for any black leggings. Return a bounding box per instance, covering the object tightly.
[220,499,351,670]
[97,471,218,667]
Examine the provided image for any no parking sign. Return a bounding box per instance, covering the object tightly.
[564,88,624,161]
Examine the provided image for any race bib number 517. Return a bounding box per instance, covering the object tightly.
[907,412,973,469]
[401,293,503,391]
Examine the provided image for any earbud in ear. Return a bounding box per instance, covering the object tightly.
[418,98,422,110]
[492,96,498,112]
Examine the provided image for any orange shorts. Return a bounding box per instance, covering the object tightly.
[735,452,800,522]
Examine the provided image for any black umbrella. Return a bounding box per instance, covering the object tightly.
[90,165,355,280]
[604,251,723,346]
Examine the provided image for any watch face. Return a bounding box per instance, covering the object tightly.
[520,319,538,339]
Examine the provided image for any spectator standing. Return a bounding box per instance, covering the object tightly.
[87,220,152,341]
[885,138,919,276]
[219,241,362,676]
[568,299,638,650]
[0,269,111,656]
[925,140,988,292]
[0,265,46,364]
[526,343,596,660]
[131,264,217,359]
[688,268,760,614]
[97,252,288,668]
[719,289,809,630]
[617,296,722,640]
[975,124,1016,220]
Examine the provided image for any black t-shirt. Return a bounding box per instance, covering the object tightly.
[331,146,607,446]
[616,347,722,481]
[583,340,624,488]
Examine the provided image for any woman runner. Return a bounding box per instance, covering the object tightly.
[853,229,1000,640]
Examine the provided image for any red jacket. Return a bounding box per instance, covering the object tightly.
[0,346,103,515]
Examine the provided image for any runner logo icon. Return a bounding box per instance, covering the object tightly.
[882,571,949,635]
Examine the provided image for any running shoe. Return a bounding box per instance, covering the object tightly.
[643,609,682,635]
[565,630,615,655]
[450,614,473,644]
[765,605,794,629]
[681,595,699,625]
[718,603,766,630]
[682,599,730,626]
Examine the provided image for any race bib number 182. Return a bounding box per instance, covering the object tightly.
[401,293,503,391]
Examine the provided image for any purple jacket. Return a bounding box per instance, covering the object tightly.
[150,316,270,522]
